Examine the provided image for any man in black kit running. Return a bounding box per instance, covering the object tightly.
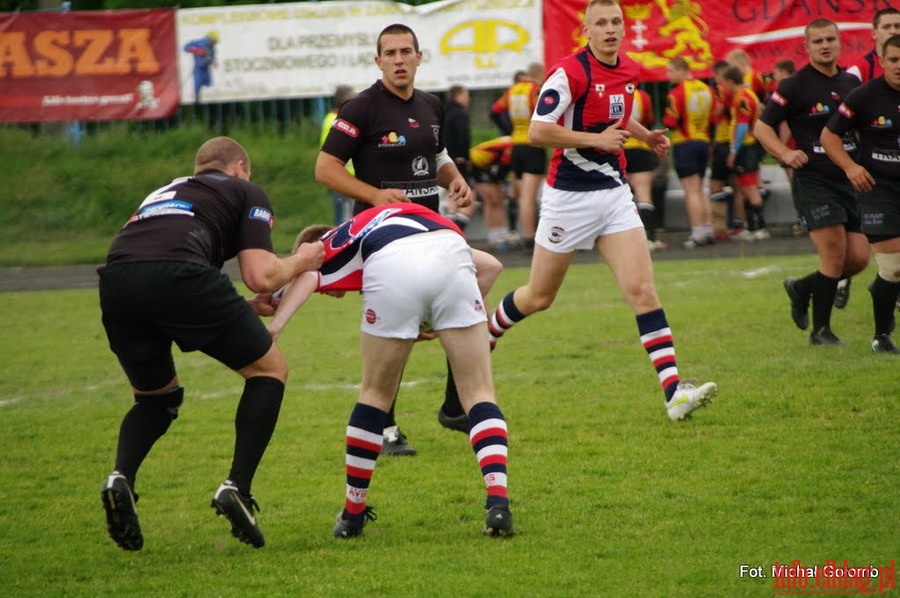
[98,136,324,551]
[316,23,476,455]
[754,19,869,346]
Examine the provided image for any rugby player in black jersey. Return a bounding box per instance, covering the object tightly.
[316,24,476,455]
[755,19,869,345]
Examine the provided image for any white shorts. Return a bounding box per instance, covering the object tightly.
[534,183,643,253]
[361,230,487,339]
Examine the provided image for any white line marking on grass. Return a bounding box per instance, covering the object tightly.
[0,397,22,407]
[741,266,780,279]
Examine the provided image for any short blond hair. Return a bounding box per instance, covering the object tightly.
[194,136,250,175]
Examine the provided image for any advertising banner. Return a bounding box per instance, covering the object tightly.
[176,0,543,104]
[0,9,178,123]
[544,0,887,82]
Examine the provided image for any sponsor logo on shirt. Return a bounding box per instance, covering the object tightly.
[594,84,605,99]
[609,94,625,119]
[249,207,274,227]
[334,118,359,138]
[408,118,420,128]
[379,132,406,147]
[365,308,377,324]
[870,115,893,129]
[412,155,429,176]
[809,103,830,115]
[536,89,560,116]
[838,103,854,118]
[625,82,636,94]
[873,149,900,162]
[771,92,787,106]
[128,200,194,224]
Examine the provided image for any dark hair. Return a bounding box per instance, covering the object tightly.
[883,33,900,56]
[773,59,795,74]
[447,84,467,101]
[722,66,744,85]
[669,56,689,71]
[194,136,250,176]
[873,8,900,28]
[805,18,838,40]
[377,23,419,55]
[292,224,332,253]
[712,60,730,73]
[332,85,355,109]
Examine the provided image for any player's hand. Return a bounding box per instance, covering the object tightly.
[779,149,808,169]
[647,128,670,158]
[447,177,473,208]
[845,164,875,192]
[726,151,736,169]
[295,241,325,271]
[373,188,410,206]
[595,120,631,153]
[248,293,276,317]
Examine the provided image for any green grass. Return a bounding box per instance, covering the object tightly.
[0,254,896,596]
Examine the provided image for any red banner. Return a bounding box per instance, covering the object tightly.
[544,0,891,82]
[0,9,178,123]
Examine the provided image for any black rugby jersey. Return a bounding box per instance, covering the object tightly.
[826,77,900,180]
[105,170,275,268]
[759,64,859,179]
[321,80,446,213]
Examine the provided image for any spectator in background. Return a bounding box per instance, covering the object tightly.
[625,85,665,252]
[663,56,715,248]
[721,66,769,241]
[725,48,771,102]
[443,84,476,230]
[319,85,357,225]
[183,31,219,104]
[491,62,547,253]
[470,136,514,251]
[846,8,900,83]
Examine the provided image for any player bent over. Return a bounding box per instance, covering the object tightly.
[269,203,514,537]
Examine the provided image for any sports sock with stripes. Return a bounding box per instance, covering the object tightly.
[488,291,526,348]
[637,308,680,402]
[468,401,509,509]
[342,402,386,522]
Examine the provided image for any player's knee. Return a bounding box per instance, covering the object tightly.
[135,386,184,422]
[875,252,900,283]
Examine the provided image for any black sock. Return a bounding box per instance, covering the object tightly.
[228,376,284,495]
[811,271,839,332]
[870,275,899,335]
[115,387,183,488]
[441,358,465,417]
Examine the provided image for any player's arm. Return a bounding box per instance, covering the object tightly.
[626,118,670,157]
[315,151,408,206]
[754,120,806,169]
[820,125,874,192]
[437,152,473,208]
[238,243,324,294]
[267,271,319,340]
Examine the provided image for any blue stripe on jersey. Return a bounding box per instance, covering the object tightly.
[360,214,449,260]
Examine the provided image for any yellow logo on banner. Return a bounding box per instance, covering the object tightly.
[440,20,529,68]
[626,0,712,70]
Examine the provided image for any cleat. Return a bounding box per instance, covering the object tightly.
[731,229,755,242]
[101,472,143,551]
[809,327,843,346]
[667,379,717,421]
[381,426,417,457]
[752,229,771,241]
[333,506,377,539]
[871,334,900,354]
[783,277,809,330]
[834,278,851,309]
[483,504,515,537]
[211,480,265,548]
[437,406,469,433]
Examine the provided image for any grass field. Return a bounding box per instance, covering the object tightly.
[0,254,896,597]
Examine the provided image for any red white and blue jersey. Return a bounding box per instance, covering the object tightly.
[533,46,640,191]
[316,203,463,292]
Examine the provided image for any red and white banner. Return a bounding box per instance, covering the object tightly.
[544,0,887,82]
[0,9,178,123]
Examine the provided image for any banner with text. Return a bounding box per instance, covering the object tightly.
[176,0,543,104]
[544,0,890,82]
[0,9,178,123]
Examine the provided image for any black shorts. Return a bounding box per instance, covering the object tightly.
[511,144,547,177]
[673,141,709,178]
[709,142,732,181]
[624,148,658,174]
[98,261,273,391]
[733,143,763,175]
[860,176,900,240]
[791,170,862,233]
[472,163,509,185]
